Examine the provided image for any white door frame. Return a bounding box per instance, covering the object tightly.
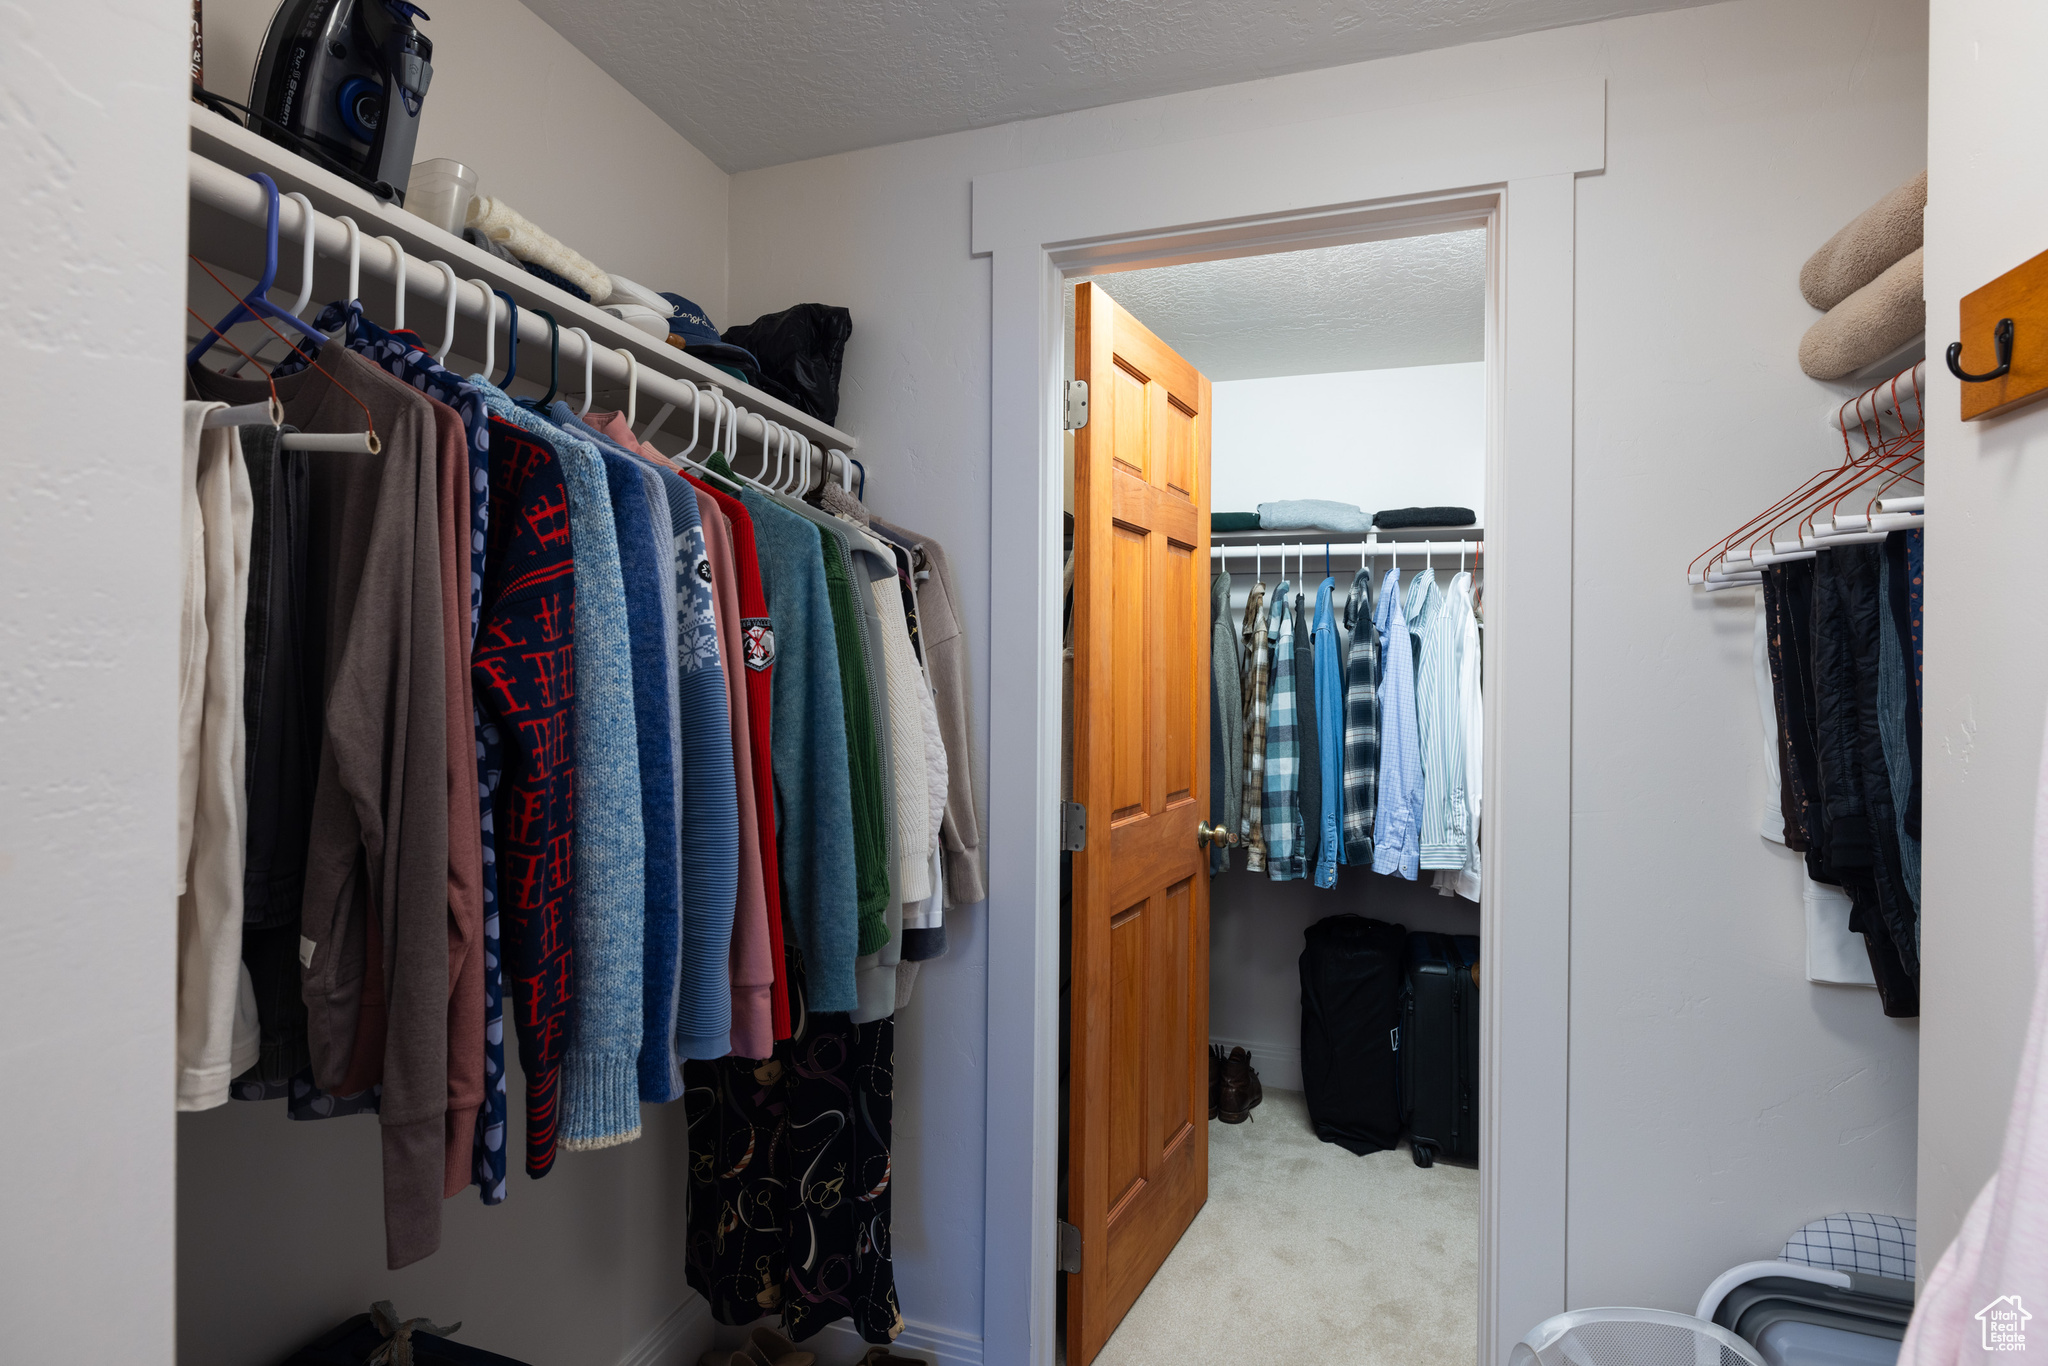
[972,79,1602,1366]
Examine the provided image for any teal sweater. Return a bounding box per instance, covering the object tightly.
[743,491,862,1011]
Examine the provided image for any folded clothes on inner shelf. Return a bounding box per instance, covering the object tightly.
[1258,499,1372,533]
[1375,506,1476,530]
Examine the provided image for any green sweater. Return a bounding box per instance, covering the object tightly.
[813,523,892,954]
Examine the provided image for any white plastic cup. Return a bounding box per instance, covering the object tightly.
[405,158,479,235]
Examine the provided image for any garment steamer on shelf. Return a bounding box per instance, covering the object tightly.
[246,0,434,204]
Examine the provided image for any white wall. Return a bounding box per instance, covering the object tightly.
[1209,365,1487,523]
[0,0,189,1362]
[198,0,732,323]
[178,1082,695,1365]
[727,0,1927,1340]
[176,4,733,1363]
[1916,0,2048,1281]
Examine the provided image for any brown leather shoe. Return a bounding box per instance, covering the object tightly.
[1209,1044,1223,1120]
[1217,1047,1263,1123]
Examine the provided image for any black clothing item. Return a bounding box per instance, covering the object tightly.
[1883,532,1923,840]
[722,303,853,426]
[1294,592,1322,872]
[238,423,318,1086]
[1810,546,1918,1012]
[1758,570,1806,850]
[1768,561,1831,871]
[686,944,901,1343]
[1374,506,1476,530]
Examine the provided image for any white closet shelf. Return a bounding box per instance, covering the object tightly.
[1210,524,1482,545]
[187,105,856,455]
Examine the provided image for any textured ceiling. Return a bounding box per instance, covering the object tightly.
[1074,229,1486,381]
[520,0,1717,172]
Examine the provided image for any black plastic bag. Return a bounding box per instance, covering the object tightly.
[278,1309,533,1365]
[722,303,853,426]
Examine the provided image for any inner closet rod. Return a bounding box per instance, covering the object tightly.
[188,155,843,457]
[1210,540,1483,560]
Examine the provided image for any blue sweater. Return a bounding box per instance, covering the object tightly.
[592,442,679,1119]
[552,407,739,1078]
[473,387,647,1149]
[743,490,862,1012]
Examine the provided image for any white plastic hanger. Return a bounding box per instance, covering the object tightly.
[831,446,853,491]
[566,327,594,417]
[669,385,705,464]
[613,347,639,428]
[431,261,460,362]
[374,235,406,330]
[467,279,497,379]
[335,216,362,305]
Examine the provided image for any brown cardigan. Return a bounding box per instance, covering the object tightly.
[189,345,450,1269]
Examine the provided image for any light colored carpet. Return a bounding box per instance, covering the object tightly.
[1091,1089,1478,1366]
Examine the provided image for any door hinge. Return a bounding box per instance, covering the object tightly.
[1063,379,1090,430]
[1060,801,1087,852]
[1057,1220,1083,1273]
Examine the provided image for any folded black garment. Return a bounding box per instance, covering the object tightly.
[522,260,590,303]
[1374,506,1476,529]
[1212,512,1261,532]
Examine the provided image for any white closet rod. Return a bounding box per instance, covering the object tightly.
[1827,360,1927,432]
[1210,539,1483,561]
[188,156,830,460]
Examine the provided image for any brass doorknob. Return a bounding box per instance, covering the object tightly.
[1197,822,1238,848]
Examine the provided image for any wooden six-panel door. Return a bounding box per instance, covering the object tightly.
[1067,282,1212,1366]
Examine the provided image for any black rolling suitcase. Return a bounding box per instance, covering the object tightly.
[1400,932,1479,1168]
[1298,915,1408,1155]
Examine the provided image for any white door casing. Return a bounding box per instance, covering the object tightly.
[972,78,1601,1366]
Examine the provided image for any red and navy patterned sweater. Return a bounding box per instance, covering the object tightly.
[475,417,577,1178]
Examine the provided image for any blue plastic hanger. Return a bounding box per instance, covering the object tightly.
[516,309,559,411]
[188,173,330,367]
[491,289,519,389]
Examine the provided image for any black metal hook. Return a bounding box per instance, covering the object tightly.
[1947,317,2014,384]
[517,309,560,411]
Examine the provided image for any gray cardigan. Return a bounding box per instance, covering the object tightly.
[871,518,985,907]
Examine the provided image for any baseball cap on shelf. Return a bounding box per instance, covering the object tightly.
[659,293,761,375]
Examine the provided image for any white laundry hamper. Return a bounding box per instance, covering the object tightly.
[1508,1307,1769,1366]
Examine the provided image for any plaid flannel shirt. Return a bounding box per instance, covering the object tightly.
[1340,568,1380,866]
[1262,583,1305,881]
[1238,581,1270,870]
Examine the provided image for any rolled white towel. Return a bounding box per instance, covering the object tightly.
[605,275,674,315]
[465,195,612,304]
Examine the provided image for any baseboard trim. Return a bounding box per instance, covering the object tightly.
[1211,1035,1302,1094]
[813,1316,984,1366]
[618,1295,716,1366]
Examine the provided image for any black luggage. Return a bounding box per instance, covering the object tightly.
[1400,931,1480,1167]
[1299,915,1408,1155]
